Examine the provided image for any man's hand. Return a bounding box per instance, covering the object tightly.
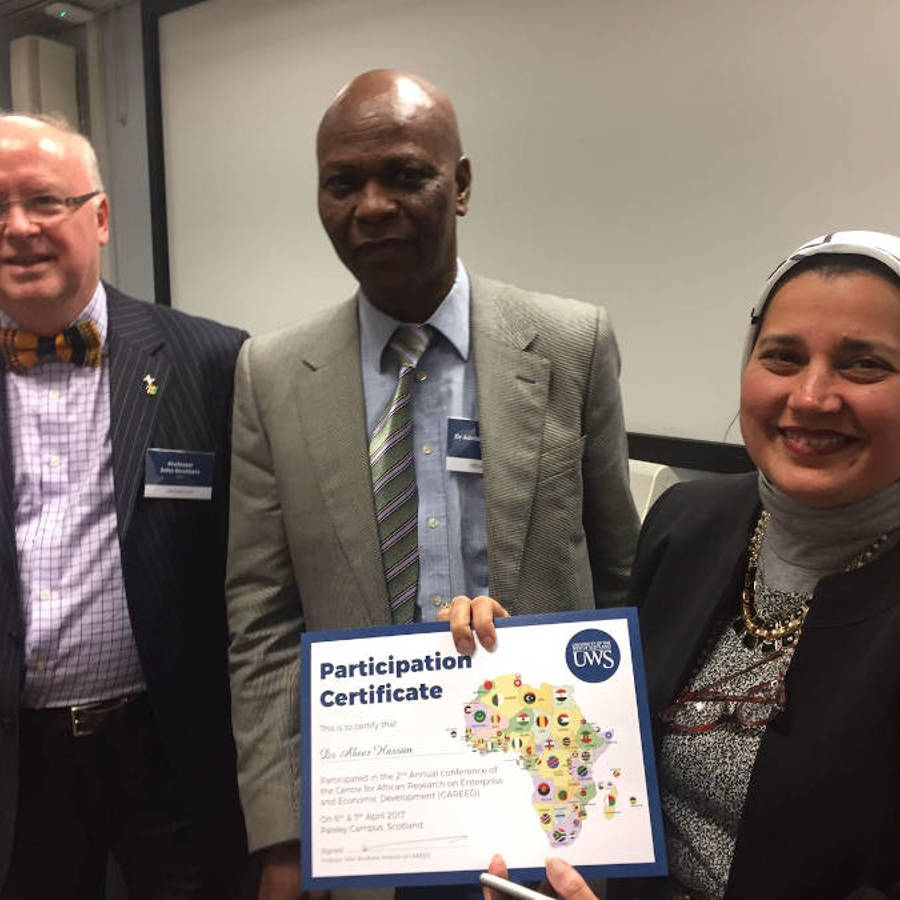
[258,842,329,900]
[438,595,509,656]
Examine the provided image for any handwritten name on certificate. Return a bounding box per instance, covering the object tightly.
[300,609,667,891]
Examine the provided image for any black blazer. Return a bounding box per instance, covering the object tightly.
[617,474,900,900]
[0,286,249,886]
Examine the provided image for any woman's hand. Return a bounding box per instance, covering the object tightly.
[481,854,597,900]
[438,595,509,655]
[544,857,597,899]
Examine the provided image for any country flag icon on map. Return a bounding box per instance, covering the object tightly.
[537,782,551,797]
[554,688,569,704]
[524,692,537,704]
[536,715,549,728]
[516,712,530,726]
[547,755,560,769]
[557,713,570,727]
[474,709,486,723]
[541,812,552,824]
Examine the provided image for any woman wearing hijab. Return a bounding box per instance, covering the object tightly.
[469,231,900,900]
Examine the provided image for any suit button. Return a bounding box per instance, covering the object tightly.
[0,718,15,736]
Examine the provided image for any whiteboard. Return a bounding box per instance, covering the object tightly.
[159,0,900,442]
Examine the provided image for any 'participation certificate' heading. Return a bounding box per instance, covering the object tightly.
[300,609,667,890]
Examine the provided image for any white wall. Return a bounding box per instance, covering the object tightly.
[152,0,900,440]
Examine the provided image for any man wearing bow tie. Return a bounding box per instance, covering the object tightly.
[226,70,639,899]
[0,114,248,897]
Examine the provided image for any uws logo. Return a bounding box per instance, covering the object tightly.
[565,629,621,683]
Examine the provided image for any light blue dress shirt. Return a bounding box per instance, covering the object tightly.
[358,263,489,622]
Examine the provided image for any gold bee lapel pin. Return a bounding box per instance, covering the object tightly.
[142,374,158,396]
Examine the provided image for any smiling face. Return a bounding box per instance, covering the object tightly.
[0,117,109,334]
[740,268,900,507]
[316,71,471,322]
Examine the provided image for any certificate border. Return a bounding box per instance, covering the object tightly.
[301,608,668,889]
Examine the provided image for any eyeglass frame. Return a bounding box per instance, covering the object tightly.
[660,649,789,734]
[0,190,103,225]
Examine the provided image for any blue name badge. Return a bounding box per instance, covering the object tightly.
[446,417,483,474]
[144,448,214,500]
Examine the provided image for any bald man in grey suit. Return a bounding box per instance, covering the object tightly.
[226,69,639,899]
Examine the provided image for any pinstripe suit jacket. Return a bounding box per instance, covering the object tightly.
[226,273,640,857]
[0,286,248,887]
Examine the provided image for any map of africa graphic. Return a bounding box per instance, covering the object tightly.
[463,675,616,846]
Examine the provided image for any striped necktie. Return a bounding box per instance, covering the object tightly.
[369,324,433,624]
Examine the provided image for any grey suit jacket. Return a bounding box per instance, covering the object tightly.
[226,273,639,854]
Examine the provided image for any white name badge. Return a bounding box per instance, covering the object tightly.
[446,417,483,474]
[144,448,214,500]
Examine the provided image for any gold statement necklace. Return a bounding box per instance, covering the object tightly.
[735,510,890,652]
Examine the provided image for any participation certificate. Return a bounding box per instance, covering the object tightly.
[300,609,667,891]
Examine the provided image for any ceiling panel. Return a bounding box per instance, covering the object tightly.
[1,0,119,34]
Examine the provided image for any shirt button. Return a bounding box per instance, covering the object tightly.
[48,389,60,401]
[415,371,427,382]
[49,455,61,468]
[427,517,439,529]
[39,589,51,601]
[422,444,433,455]
[431,595,443,607]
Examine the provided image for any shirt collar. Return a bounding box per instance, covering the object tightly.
[0,281,108,348]
[358,261,470,371]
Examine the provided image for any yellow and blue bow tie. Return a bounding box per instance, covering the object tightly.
[0,320,103,373]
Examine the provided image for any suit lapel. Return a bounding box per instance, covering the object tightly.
[106,289,171,545]
[642,483,760,717]
[293,301,389,622]
[471,275,549,609]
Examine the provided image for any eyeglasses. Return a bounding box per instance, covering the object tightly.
[0,191,101,225]
[660,650,789,733]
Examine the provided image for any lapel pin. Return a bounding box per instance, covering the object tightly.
[142,374,158,396]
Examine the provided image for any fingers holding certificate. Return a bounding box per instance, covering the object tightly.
[300,609,666,892]
[481,854,597,900]
[438,594,511,656]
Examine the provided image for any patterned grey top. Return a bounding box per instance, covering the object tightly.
[658,475,900,899]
